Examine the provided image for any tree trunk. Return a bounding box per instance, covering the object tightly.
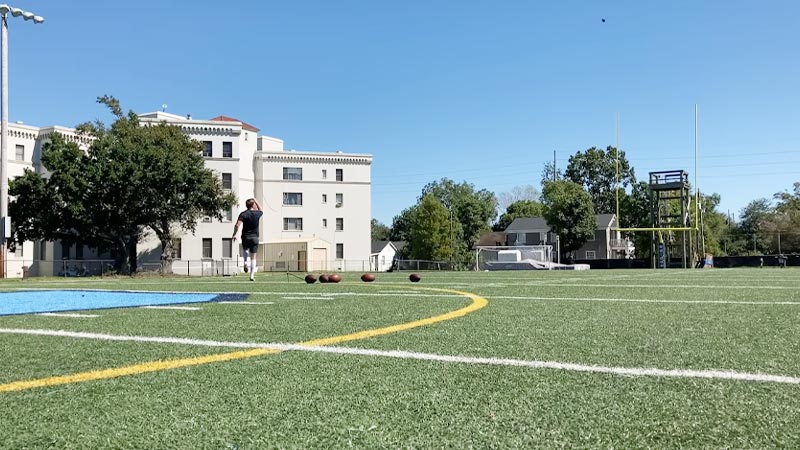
[160,237,172,275]
[127,236,138,274]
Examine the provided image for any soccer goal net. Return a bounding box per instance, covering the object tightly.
[475,245,554,271]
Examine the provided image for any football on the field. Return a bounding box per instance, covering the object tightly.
[409,273,421,282]
[319,274,329,283]
[304,274,317,284]
[329,273,341,283]
[361,273,375,282]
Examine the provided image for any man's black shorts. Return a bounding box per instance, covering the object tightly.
[242,236,259,253]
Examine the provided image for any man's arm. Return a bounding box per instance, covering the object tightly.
[252,199,262,211]
[232,219,242,240]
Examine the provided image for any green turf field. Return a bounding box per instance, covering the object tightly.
[1,269,799,448]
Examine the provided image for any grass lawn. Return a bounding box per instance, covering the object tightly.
[1,268,799,448]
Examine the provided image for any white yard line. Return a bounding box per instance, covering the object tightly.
[36,313,100,318]
[1,327,797,384]
[218,301,274,305]
[491,296,800,305]
[140,306,202,311]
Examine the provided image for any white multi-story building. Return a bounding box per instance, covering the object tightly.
[2,113,372,277]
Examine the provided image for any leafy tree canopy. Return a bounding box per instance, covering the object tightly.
[371,218,391,241]
[494,200,545,231]
[10,95,235,273]
[542,180,596,258]
[564,146,635,214]
[420,178,497,255]
[405,195,458,262]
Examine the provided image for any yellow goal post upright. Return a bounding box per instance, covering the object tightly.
[613,105,703,268]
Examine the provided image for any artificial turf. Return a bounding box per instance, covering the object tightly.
[1,268,799,448]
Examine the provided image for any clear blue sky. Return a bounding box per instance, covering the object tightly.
[9,0,800,225]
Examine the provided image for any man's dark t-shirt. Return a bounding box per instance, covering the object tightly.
[238,210,264,239]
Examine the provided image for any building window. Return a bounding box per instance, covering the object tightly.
[225,208,233,222]
[322,169,327,179]
[221,173,232,190]
[76,245,84,260]
[336,168,343,181]
[335,193,343,207]
[585,250,596,259]
[322,218,327,228]
[283,217,303,231]
[322,194,327,204]
[222,141,233,158]
[222,238,233,258]
[283,167,302,180]
[336,217,344,231]
[202,238,212,259]
[336,243,344,259]
[171,239,182,259]
[15,144,24,161]
[61,242,70,259]
[14,242,22,257]
[283,192,303,206]
[39,240,46,261]
[202,141,212,157]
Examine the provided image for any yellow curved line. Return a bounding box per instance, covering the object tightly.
[0,287,487,393]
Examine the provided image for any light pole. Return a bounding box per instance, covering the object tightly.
[0,4,43,277]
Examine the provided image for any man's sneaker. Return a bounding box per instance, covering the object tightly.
[249,276,255,281]
[243,265,249,273]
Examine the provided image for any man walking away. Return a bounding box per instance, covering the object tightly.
[232,198,263,281]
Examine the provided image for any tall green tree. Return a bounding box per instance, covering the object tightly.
[564,146,636,214]
[736,198,774,254]
[494,200,545,231]
[10,96,235,273]
[694,193,732,256]
[405,195,456,261]
[768,182,800,253]
[389,207,414,242]
[542,181,596,260]
[420,178,497,261]
[540,161,562,188]
[371,219,391,241]
[618,181,655,259]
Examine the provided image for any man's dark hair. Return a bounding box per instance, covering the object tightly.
[245,198,255,209]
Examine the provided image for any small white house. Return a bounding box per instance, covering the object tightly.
[370,241,404,272]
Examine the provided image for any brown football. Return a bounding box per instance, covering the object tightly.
[361,273,376,282]
[304,274,317,284]
[409,273,421,282]
[329,274,341,283]
[319,274,329,283]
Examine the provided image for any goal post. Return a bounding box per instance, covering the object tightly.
[475,245,553,271]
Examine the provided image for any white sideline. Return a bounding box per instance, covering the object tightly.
[141,306,202,311]
[37,313,100,318]
[218,301,274,305]
[492,296,800,305]
[0,327,797,385]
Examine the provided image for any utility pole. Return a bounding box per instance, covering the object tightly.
[553,150,557,182]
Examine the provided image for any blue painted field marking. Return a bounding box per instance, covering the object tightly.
[0,290,246,316]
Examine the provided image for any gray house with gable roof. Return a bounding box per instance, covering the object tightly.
[503,214,632,259]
